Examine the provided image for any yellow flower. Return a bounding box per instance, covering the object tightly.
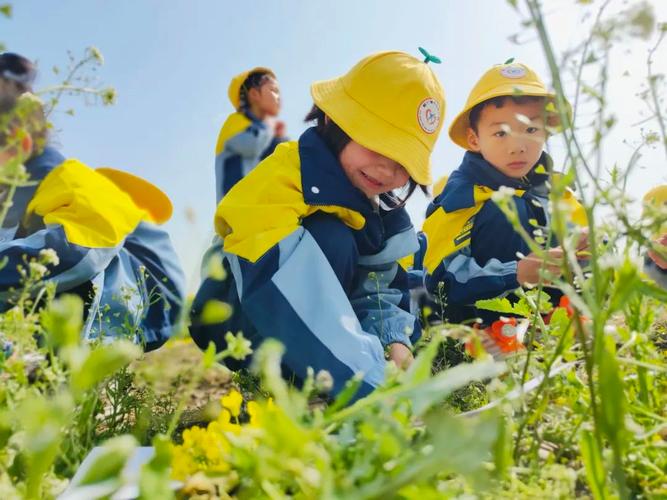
[216,408,242,434]
[221,389,243,418]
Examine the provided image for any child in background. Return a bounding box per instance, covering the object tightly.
[0,52,185,351]
[214,67,286,202]
[642,185,667,288]
[422,61,586,356]
[191,50,446,400]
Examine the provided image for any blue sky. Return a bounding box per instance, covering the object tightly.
[3,1,666,286]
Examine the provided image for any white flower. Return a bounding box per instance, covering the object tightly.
[28,261,48,279]
[491,186,517,202]
[39,248,60,267]
[315,370,334,393]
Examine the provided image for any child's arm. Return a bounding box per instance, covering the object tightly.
[425,245,520,306]
[349,225,421,348]
[644,234,667,289]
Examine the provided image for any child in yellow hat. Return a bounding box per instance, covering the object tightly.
[191,50,445,401]
[642,185,667,287]
[214,67,286,202]
[0,54,185,351]
[421,60,586,357]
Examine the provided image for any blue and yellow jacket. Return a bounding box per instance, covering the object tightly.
[0,147,186,351]
[421,151,586,324]
[192,127,420,400]
[214,111,283,203]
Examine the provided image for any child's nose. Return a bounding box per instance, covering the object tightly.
[509,136,528,154]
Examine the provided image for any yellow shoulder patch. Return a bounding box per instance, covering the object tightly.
[215,141,366,263]
[27,159,148,248]
[215,112,252,156]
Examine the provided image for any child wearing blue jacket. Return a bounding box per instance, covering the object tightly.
[0,52,185,351]
[214,67,286,202]
[422,61,586,355]
[191,50,446,400]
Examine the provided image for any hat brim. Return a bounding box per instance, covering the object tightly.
[311,77,433,186]
[96,168,173,224]
[448,85,571,150]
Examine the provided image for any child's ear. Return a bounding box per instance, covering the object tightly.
[466,128,481,152]
[247,87,261,103]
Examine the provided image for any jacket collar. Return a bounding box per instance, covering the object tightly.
[458,150,551,191]
[429,151,552,215]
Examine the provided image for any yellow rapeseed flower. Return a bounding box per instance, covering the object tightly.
[221,389,243,418]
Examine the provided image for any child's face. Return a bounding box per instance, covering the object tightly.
[248,77,281,117]
[339,140,410,198]
[466,99,547,179]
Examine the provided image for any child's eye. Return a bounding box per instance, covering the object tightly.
[526,126,540,134]
[493,130,507,138]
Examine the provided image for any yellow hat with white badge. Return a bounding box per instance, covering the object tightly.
[449,61,570,150]
[310,49,446,185]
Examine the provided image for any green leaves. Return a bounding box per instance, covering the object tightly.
[40,294,84,349]
[70,341,141,395]
[579,429,609,500]
[597,341,627,452]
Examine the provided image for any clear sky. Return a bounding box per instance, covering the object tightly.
[3,1,666,288]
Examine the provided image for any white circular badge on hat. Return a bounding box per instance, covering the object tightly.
[500,66,526,79]
[418,98,440,134]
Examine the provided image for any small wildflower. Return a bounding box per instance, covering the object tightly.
[39,248,60,267]
[28,261,48,279]
[221,389,243,418]
[224,331,253,361]
[314,370,334,393]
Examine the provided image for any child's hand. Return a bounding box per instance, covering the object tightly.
[574,227,590,258]
[648,233,667,270]
[388,342,413,369]
[517,249,563,286]
[273,120,286,138]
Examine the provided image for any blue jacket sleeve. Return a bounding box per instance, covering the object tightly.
[644,255,667,290]
[85,222,185,350]
[350,228,420,348]
[425,209,520,306]
[425,245,519,306]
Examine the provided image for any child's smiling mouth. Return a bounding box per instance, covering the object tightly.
[360,170,383,189]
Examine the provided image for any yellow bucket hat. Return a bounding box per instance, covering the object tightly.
[96,168,173,224]
[227,66,275,110]
[310,50,445,186]
[448,61,570,150]
[643,185,667,236]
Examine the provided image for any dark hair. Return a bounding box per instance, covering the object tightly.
[238,70,273,111]
[304,104,428,208]
[0,54,46,159]
[468,95,546,133]
[0,53,36,114]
